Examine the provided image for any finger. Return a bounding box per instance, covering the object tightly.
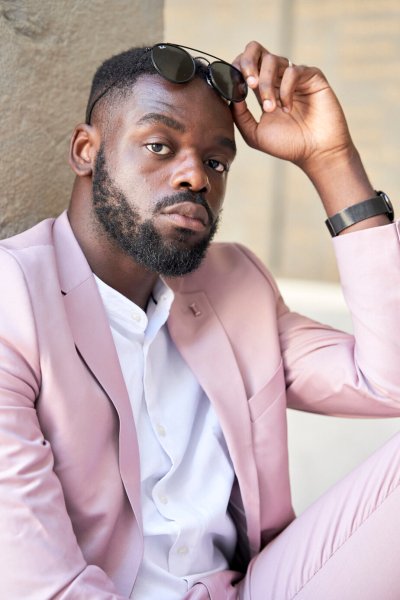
[230,100,259,149]
[258,54,293,112]
[234,44,286,110]
[232,52,263,102]
[279,64,322,113]
[233,41,266,90]
[278,63,301,113]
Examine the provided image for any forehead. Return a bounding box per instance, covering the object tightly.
[107,74,235,138]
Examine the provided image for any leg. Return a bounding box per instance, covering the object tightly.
[238,430,400,599]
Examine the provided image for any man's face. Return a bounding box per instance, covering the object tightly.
[91,74,236,277]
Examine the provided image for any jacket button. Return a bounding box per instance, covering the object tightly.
[188,302,202,317]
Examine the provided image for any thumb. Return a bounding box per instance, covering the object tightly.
[230,100,258,148]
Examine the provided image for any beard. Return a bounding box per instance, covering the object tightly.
[91,145,220,277]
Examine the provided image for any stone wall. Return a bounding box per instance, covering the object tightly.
[165,0,400,281]
[0,0,163,237]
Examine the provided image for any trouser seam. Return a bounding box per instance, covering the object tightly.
[292,478,400,599]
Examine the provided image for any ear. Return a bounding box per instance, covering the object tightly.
[68,123,99,177]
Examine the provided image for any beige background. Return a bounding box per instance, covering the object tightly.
[166,0,400,282]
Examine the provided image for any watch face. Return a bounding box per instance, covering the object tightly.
[378,191,394,221]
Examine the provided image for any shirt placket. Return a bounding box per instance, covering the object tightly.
[144,293,196,575]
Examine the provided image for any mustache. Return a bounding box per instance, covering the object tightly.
[154,192,215,226]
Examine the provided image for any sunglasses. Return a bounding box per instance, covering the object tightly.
[86,43,248,124]
[150,43,248,102]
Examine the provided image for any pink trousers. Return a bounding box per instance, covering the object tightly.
[185,430,400,599]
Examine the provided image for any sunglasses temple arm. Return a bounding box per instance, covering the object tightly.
[86,82,116,124]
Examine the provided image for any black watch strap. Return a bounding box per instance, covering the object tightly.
[325,191,394,237]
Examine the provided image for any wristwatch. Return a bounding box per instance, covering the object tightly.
[325,191,394,237]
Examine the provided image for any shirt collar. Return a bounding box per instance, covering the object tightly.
[94,274,175,337]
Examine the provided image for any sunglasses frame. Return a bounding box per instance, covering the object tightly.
[150,43,248,103]
[86,42,247,124]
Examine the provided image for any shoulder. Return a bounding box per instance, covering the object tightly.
[171,241,281,305]
[0,216,60,297]
[193,241,278,286]
[0,217,56,254]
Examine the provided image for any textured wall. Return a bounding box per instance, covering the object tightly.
[0,0,163,237]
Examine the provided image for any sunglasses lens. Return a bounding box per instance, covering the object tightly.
[152,44,195,83]
[210,62,248,102]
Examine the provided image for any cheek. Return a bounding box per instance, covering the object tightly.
[111,156,151,192]
[210,178,227,212]
[116,153,167,192]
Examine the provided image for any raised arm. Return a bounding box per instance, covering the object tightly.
[231,41,391,234]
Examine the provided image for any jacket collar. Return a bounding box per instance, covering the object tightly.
[53,212,143,543]
[53,210,261,553]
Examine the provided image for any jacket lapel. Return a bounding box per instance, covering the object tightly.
[167,288,261,553]
[52,211,262,554]
[53,212,143,532]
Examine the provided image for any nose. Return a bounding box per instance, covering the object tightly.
[170,153,210,194]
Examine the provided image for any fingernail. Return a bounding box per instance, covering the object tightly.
[263,99,273,111]
[283,106,290,113]
[246,76,257,87]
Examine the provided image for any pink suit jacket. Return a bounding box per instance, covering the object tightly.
[1,211,400,599]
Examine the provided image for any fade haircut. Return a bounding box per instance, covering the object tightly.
[85,45,208,125]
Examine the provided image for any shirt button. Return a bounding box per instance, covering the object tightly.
[156,423,166,437]
[177,545,189,555]
[158,493,168,505]
[132,312,141,322]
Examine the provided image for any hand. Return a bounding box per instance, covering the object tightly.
[231,41,386,229]
[231,41,355,175]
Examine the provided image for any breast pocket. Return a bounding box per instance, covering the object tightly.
[248,360,285,422]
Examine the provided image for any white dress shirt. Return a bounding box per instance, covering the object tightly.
[95,276,237,599]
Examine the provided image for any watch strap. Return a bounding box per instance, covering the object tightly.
[325,191,394,237]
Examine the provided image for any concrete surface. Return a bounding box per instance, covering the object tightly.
[0,0,163,238]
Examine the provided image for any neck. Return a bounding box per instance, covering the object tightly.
[85,250,158,311]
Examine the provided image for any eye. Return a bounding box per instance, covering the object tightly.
[206,158,229,173]
[145,143,171,155]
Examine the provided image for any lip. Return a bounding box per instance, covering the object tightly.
[160,202,210,231]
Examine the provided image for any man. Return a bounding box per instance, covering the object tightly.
[1,40,400,599]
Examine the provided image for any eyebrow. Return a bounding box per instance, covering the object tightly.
[136,111,236,155]
[136,112,186,132]
[218,136,236,155]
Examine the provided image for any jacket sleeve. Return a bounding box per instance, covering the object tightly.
[239,222,400,417]
[0,248,127,599]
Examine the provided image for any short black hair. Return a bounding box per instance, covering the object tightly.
[85,45,208,124]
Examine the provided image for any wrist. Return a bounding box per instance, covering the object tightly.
[303,145,376,215]
[325,191,394,236]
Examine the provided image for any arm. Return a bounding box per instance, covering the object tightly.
[229,42,400,415]
[237,235,400,417]
[0,249,126,599]
[279,224,400,416]
[231,41,390,233]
